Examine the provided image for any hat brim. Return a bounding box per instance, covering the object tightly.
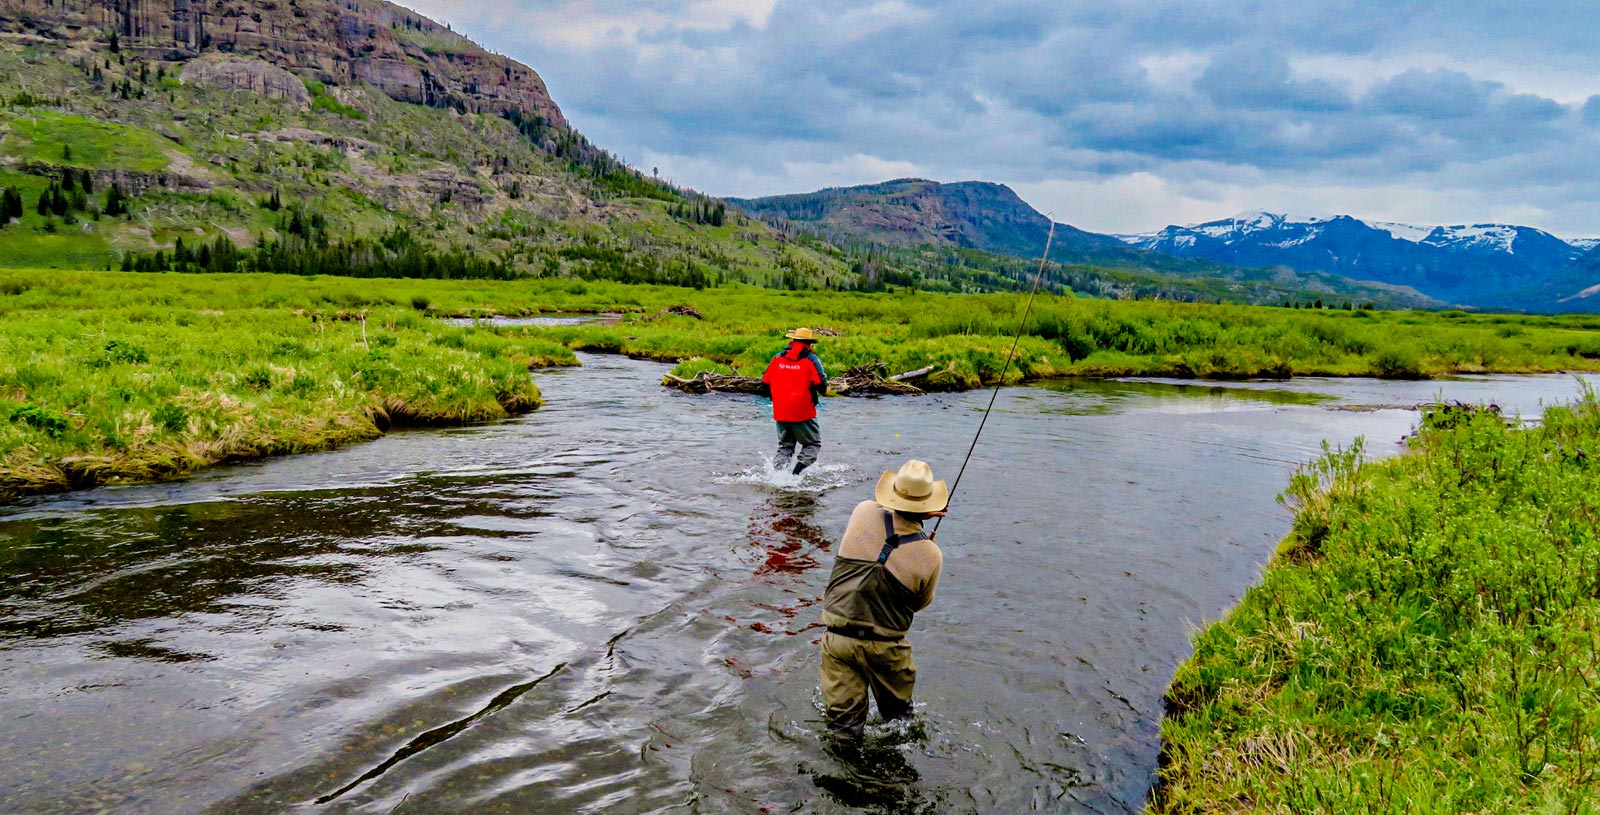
[874,470,949,513]
[784,332,817,341]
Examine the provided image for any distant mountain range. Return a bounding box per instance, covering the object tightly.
[1116,212,1599,309]
[732,179,1443,309]
[734,179,1600,311]
[2,0,1592,311]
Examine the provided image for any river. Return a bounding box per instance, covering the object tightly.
[0,354,1585,814]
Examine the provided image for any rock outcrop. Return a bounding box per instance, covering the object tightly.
[0,0,567,129]
[180,52,310,107]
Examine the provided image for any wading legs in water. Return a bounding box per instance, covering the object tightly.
[775,419,821,475]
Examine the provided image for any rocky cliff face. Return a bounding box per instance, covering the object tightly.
[0,0,566,128]
[180,52,311,106]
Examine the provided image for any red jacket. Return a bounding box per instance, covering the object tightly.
[762,342,826,422]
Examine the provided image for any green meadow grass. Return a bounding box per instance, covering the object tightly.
[6,268,1600,497]
[0,269,572,498]
[0,109,177,172]
[1152,400,1600,814]
[523,287,1600,388]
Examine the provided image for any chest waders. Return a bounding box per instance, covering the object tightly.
[822,511,928,641]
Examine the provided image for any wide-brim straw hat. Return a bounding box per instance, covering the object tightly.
[875,459,949,513]
[785,327,818,341]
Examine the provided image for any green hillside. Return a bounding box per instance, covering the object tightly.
[0,43,864,286]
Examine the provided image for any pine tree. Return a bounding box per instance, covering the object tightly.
[104,183,129,217]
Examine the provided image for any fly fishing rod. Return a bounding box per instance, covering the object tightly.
[934,218,1056,534]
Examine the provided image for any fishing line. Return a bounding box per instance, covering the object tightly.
[935,218,1056,534]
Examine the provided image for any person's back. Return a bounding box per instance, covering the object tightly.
[764,342,823,423]
[821,500,943,640]
[761,328,826,474]
[818,460,947,735]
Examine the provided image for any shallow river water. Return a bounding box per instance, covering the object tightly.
[0,354,1587,814]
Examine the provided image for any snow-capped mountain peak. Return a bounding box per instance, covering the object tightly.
[1111,210,1594,307]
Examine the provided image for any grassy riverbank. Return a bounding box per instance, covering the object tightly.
[509,287,1600,389]
[1153,400,1600,813]
[0,270,571,499]
[7,268,1600,498]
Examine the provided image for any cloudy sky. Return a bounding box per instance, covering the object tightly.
[403,0,1599,239]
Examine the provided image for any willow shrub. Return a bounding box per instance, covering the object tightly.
[1153,398,1600,814]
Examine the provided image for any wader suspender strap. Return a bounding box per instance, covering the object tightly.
[877,510,929,564]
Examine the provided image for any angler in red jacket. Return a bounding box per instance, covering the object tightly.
[761,327,828,474]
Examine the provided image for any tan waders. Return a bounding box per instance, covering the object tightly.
[820,631,915,734]
[819,510,928,735]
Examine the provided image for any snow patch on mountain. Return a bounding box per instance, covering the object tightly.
[1571,238,1600,252]
[1372,221,1435,243]
[1428,225,1520,254]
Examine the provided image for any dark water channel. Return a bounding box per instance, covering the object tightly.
[0,354,1586,814]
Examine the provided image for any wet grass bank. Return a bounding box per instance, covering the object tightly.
[0,270,572,500]
[1152,399,1600,813]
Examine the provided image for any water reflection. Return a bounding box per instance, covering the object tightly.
[732,491,832,636]
[1029,377,1333,416]
[751,492,831,579]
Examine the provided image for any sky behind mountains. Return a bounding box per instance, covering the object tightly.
[403,0,1600,239]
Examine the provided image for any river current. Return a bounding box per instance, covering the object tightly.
[0,354,1585,814]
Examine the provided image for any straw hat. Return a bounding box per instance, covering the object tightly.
[875,459,949,514]
[784,327,818,342]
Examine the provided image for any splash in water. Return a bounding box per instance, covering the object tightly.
[714,454,858,493]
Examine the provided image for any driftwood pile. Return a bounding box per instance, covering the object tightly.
[647,304,704,320]
[663,362,938,397]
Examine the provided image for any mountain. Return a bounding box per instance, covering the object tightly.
[732,179,1442,309]
[0,0,892,290]
[1117,212,1591,309]
[0,4,1457,306]
[2,0,565,121]
[733,178,1219,272]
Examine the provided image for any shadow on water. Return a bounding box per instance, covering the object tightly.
[0,477,534,646]
[810,728,945,815]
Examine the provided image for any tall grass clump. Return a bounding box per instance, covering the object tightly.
[1153,396,1600,814]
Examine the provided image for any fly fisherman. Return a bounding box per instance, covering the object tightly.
[760,328,827,475]
[819,460,946,736]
